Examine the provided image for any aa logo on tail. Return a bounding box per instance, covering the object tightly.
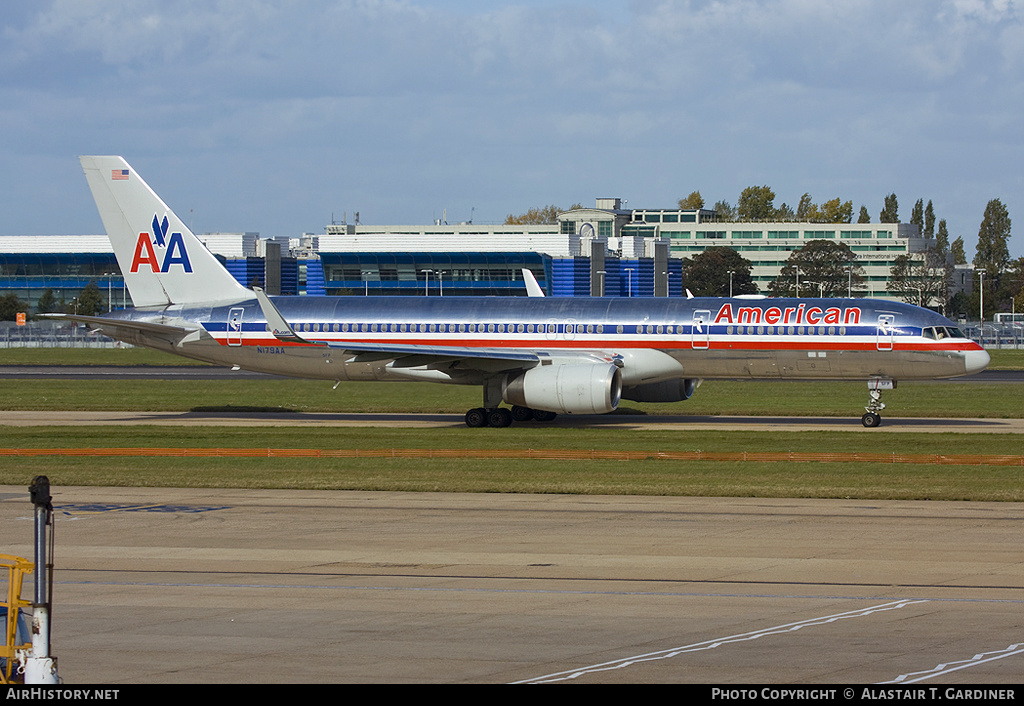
[131,214,193,273]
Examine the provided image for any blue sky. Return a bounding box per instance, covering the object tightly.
[2,0,1022,258]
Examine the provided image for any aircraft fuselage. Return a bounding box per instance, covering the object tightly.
[106,294,985,385]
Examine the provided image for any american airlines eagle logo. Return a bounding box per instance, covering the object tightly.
[130,214,193,273]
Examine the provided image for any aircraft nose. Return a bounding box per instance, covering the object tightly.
[963,347,990,375]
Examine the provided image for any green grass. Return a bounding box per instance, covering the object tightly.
[2,455,1019,501]
[0,347,209,366]
[1,426,1022,501]
[985,349,1024,369]
[1,347,1023,500]
[0,377,1020,418]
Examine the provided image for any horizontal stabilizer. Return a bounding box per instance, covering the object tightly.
[43,313,201,348]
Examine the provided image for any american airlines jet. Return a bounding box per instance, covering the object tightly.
[62,156,989,428]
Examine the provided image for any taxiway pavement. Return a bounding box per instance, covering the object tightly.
[3,409,1024,433]
[2,487,1021,684]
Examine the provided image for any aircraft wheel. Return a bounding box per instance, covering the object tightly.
[861,412,882,428]
[487,407,513,428]
[532,409,557,422]
[510,405,534,422]
[465,408,488,428]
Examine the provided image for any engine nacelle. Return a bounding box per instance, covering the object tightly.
[621,378,699,403]
[503,363,622,414]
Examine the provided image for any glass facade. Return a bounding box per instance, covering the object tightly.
[317,252,550,296]
[0,253,128,311]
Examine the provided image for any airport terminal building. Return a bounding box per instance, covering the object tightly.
[0,198,941,313]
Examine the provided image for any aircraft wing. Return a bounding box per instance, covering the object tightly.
[252,288,541,372]
[318,340,542,372]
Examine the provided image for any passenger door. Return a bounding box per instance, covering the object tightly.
[228,307,244,347]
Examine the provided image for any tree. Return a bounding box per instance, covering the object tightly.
[924,200,936,238]
[737,185,776,221]
[818,197,853,224]
[712,200,736,221]
[910,198,924,234]
[796,193,813,220]
[767,240,864,298]
[974,198,1011,280]
[857,205,871,223]
[775,202,795,221]
[505,205,562,225]
[678,191,704,209]
[0,293,26,321]
[951,236,967,265]
[880,193,899,223]
[35,288,62,315]
[1007,257,1024,316]
[886,249,952,310]
[67,281,105,316]
[795,194,852,223]
[680,247,758,297]
[935,219,949,256]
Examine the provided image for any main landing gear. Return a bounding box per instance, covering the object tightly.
[861,378,895,428]
[464,406,558,428]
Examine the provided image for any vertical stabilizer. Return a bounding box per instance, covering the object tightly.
[79,156,251,307]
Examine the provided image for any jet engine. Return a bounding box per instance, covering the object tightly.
[502,362,622,415]
[621,378,699,403]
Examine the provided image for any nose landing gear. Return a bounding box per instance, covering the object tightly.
[862,378,895,428]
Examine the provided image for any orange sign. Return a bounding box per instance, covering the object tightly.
[16,312,26,326]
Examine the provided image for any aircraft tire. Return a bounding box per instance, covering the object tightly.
[532,409,558,422]
[487,408,513,428]
[510,405,534,422]
[465,408,488,428]
[861,412,882,428]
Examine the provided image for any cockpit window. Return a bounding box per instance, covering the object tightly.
[924,326,965,340]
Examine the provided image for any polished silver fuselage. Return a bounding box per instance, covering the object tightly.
[102,295,987,385]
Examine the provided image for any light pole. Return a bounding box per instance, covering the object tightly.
[104,272,114,312]
[728,270,734,298]
[624,267,634,298]
[979,270,985,322]
[423,269,434,296]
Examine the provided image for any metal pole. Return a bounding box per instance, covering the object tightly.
[26,476,58,684]
[979,271,985,322]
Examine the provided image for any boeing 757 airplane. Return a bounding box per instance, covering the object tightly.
[60,156,989,428]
